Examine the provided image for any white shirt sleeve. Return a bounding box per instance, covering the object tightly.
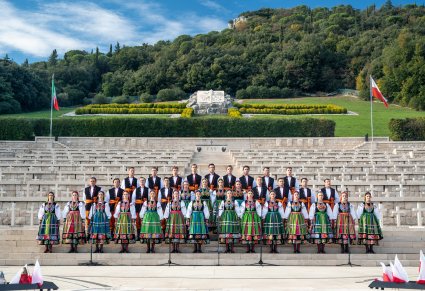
[334,190,340,203]
[38,204,45,220]
[218,201,225,217]
[105,203,112,219]
[295,179,300,191]
[181,201,187,217]
[237,201,245,218]
[89,204,94,219]
[163,203,170,219]
[326,204,333,218]
[356,203,364,219]
[120,180,126,189]
[309,203,316,220]
[104,191,110,204]
[301,203,309,219]
[203,201,210,219]
[278,202,284,218]
[255,201,262,217]
[114,202,121,219]
[186,202,193,219]
[62,202,70,219]
[157,204,164,220]
[130,203,136,219]
[79,202,86,219]
[350,204,357,220]
[140,201,147,218]
[82,192,87,202]
[283,202,291,219]
[55,204,61,220]
[332,204,339,220]
[262,202,269,219]
[211,190,216,205]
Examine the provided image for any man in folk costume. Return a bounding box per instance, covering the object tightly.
[159,177,173,234]
[239,165,255,191]
[132,177,149,238]
[252,176,268,203]
[223,165,237,191]
[262,167,276,192]
[298,177,315,214]
[108,178,123,239]
[169,166,183,192]
[186,164,202,192]
[282,167,299,200]
[121,167,140,194]
[83,177,102,232]
[321,178,340,210]
[205,163,220,191]
[274,178,286,202]
[146,167,163,199]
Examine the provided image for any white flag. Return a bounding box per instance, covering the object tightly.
[380,262,393,282]
[9,266,24,284]
[417,250,425,284]
[392,255,409,283]
[31,260,43,286]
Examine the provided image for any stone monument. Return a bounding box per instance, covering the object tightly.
[187,90,233,114]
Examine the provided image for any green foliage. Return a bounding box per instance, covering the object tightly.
[389,117,425,140]
[181,108,194,118]
[234,103,347,114]
[236,86,297,99]
[139,93,155,103]
[92,93,110,104]
[0,117,335,139]
[111,96,129,104]
[156,88,187,102]
[227,108,242,118]
[75,102,186,114]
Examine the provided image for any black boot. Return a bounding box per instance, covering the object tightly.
[193,244,198,253]
[69,245,74,253]
[151,243,155,253]
[250,244,255,253]
[340,244,345,254]
[197,243,202,253]
[99,245,103,253]
[231,244,235,253]
[370,245,375,254]
[296,243,301,253]
[146,242,151,253]
[365,245,370,254]
[321,244,326,253]
[317,244,321,253]
[176,243,180,253]
[225,244,229,253]
[44,245,49,253]
[344,244,349,253]
[74,244,78,253]
[49,245,53,253]
[246,245,251,253]
[293,244,297,253]
[119,244,124,253]
[270,244,274,253]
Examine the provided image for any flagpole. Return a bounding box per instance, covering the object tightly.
[369,75,374,169]
[50,74,54,138]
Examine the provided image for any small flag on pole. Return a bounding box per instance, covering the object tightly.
[52,76,60,111]
[31,259,43,287]
[370,76,388,108]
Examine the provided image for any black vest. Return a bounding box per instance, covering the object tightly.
[239,175,254,190]
[283,176,296,195]
[108,187,124,212]
[186,173,202,187]
[299,187,312,200]
[262,176,274,190]
[223,175,237,189]
[169,176,183,190]
[124,177,138,189]
[148,176,162,190]
[321,187,336,200]
[159,187,173,210]
[273,187,286,200]
[205,173,220,189]
[252,186,267,201]
[84,185,101,211]
[134,186,149,212]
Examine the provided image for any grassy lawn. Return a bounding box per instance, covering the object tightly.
[0,107,77,118]
[243,96,425,137]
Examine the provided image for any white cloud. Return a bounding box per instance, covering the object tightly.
[199,0,230,13]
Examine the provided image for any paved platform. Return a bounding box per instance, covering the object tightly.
[0,265,406,290]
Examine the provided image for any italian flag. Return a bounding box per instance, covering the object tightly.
[51,75,60,111]
[370,76,388,108]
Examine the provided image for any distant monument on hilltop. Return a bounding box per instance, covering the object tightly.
[187,90,233,114]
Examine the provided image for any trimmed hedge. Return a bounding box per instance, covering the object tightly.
[181,108,193,118]
[75,102,186,114]
[389,118,425,141]
[234,103,347,114]
[1,117,335,140]
[227,108,242,118]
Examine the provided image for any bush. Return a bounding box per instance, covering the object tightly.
[92,93,110,104]
[156,88,187,102]
[0,117,335,139]
[236,86,297,99]
[111,96,129,104]
[0,99,21,114]
[227,108,242,118]
[389,118,425,141]
[181,108,193,118]
[140,93,155,103]
[233,103,347,115]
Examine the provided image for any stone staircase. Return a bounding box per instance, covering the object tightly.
[1,226,423,267]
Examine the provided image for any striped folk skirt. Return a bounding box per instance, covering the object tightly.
[240,210,262,245]
[310,212,333,244]
[114,212,136,244]
[358,212,383,245]
[187,211,210,244]
[62,210,86,245]
[262,211,285,245]
[140,210,163,244]
[37,212,60,245]
[334,213,356,244]
[165,210,186,243]
[90,211,111,244]
[286,212,309,244]
[218,209,241,244]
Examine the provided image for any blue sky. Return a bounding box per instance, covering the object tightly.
[0,0,418,63]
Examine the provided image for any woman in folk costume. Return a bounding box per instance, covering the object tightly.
[211,178,226,232]
[114,191,136,253]
[233,180,245,207]
[357,192,383,254]
[180,180,194,209]
[37,191,61,253]
[239,190,262,253]
[332,191,357,254]
[140,190,163,253]
[186,190,210,253]
[164,190,187,253]
[62,191,86,253]
[309,191,334,253]
[284,191,309,253]
[218,190,241,253]
[199,178,213,228]
[89,190,112,253]
[262,191,285,253]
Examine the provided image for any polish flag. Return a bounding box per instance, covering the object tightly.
[370,76,389,108]
[417,250,425,284]
[31,260,43,287]
[392,255,409,283]
[380,262,393,282]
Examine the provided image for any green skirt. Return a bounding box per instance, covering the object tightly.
[358,212,383,245]
[310,211,333,244]
[140,210,163,244]
[286,212,309,244]
[114,212,136,244]
[218,209,241,244]
[240,210,262,245]
[188,210,210,244]
[262,211,285,245]
[165,210,186,243]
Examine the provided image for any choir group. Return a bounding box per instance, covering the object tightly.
[36,165,383,254]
